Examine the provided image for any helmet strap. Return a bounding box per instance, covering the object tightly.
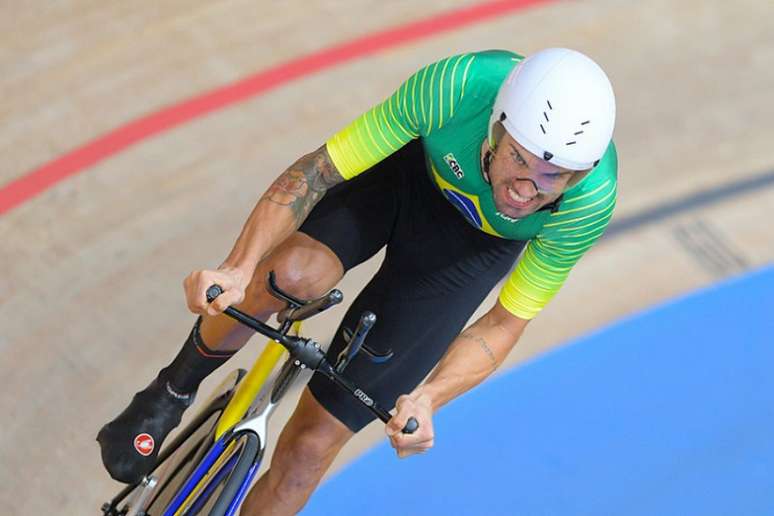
[539,194,564,214]
[490,118,507,151]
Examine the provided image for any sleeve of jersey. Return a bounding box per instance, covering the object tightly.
[498,176,618,320]
[325,54,476,180]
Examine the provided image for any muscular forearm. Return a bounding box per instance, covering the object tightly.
[420,302,528,411]
[386,303,529,458]
[220,145,343,276]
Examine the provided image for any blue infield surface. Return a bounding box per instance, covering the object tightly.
[305,264,774,516]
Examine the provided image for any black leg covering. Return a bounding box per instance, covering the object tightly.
[160,317,237,395]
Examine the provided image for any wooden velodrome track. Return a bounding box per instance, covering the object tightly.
[2,1,772,514]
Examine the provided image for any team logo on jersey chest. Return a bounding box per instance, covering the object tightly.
[443,153,464,179]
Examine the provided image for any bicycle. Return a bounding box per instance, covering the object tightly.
[101,272,418,516]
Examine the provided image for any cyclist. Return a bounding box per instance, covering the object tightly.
[98,47,617,514]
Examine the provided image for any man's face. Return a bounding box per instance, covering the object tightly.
[486,132,589,219]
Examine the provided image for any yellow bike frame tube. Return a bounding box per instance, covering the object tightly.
[214,321,300,438]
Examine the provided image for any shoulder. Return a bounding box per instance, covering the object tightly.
[538,141,618,239]
[563,141,618,204]
[466,49,524,72]
[459,50,523,99]
[422,50,523,98]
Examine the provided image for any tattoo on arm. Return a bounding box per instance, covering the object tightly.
[263,145,344,226]
[461,332,498,367]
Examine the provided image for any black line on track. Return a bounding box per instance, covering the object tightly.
[672,220,750,277]
[603,167,774,240]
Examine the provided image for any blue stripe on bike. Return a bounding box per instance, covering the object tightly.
[186,452,240,514]
[225,459,262,516]
[163,437,228,516]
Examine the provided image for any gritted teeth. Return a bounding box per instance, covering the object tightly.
[508,187,533,203]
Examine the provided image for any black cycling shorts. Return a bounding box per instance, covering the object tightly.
[299,139,525,432]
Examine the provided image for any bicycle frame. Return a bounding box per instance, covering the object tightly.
[162,322,302,515]
[214,322,300,439]
[164,391,279,515]
[104,274,417,516]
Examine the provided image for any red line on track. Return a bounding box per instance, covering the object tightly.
[0,0,551,215]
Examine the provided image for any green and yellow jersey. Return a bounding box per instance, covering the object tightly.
[326,50,618,320]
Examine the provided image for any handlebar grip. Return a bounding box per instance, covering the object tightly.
[351,311,376,340]
[402,417,419,434]
[206,285,224,303]
[283,289,343,322]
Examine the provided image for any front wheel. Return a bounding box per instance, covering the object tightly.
[208,431,261,516]
[182,431,261,516]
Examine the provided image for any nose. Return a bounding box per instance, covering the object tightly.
[513,178,539,198]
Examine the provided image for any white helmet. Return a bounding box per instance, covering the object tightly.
[489,48,616,171]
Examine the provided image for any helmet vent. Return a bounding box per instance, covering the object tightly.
[540,100,553,135]
[566,121,591,145]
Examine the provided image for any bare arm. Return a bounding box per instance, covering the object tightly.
[184,145,343,314]
[420,300,529,410]
[386,300,528,456]
[222,144,344,276]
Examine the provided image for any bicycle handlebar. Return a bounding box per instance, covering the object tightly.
[279,289,343,323]
[205,282,418,435]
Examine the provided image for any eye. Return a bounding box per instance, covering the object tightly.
[507,145,529,167]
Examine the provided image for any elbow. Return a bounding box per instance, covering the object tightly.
[486,300,530,343]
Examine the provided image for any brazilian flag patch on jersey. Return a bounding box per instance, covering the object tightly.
[442,189,483,229]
